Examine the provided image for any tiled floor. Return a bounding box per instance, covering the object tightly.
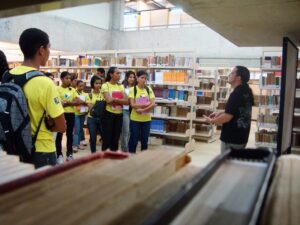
[63,122,257,169]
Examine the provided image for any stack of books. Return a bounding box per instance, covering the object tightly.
[150,119,165,133]
[262,72,281,86]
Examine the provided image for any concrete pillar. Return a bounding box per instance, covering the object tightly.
[110,0,125,31]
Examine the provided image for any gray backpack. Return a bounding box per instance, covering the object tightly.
[0,70,45,163]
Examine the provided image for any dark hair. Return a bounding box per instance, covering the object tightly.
[122,70,136,87]
[70,73,77,81]
[136,70,148,77]
[19,28,49,59]
[97,68,105,74]
[236,66,254,105]
[90,75,102,89]
[106,66,117,82]
[60,71,70,79]
[77,80,84,86]
[0,50,9,81]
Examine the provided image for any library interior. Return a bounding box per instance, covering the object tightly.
[0,1,299,225]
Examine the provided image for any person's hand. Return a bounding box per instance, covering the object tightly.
[136,108,144,114]
[107,97,114,104]
[203,115,212,123]
[208,112,221,119]
[61,100,68,107]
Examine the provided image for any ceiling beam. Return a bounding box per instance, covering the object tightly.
[0,0,109,18]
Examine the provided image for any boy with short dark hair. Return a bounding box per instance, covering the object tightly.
[8,28,66,168]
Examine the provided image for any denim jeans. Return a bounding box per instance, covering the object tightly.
[87,117,102,153]
[121,110,130,152]
[73,114,86,147]
[33,152,57,169]
[128,120,151,153]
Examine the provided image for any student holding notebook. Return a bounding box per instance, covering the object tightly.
[101,67,128,151]
[128,70,156,153]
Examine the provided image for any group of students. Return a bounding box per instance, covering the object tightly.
[53,67,156,164]
[0,28,156,169]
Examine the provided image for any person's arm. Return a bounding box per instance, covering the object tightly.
[112,96,129,105]
[136,98,156,114]
[203,113,233,125]
[62,97,84,107]
[49,114,66,132]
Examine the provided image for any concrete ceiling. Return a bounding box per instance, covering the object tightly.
[169,0,300,46]
[0,0,108,18]
[0,0,299,47]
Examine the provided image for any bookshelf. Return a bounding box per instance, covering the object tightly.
[292,78,300,153]
[41,49,197,152]
[192,67,219,143]
[255,54,281,149]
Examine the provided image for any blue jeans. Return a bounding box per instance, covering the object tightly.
[87,117,102,153]
[128,120,151,153]
[73,114,86,147]
[121,110,130,152]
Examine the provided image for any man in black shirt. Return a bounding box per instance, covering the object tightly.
[204,66,254,153]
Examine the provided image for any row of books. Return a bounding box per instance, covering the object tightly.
[150,71,188,84]
[262,56,282,68]
[196,109,213,118]
[167,121,190,133]
[255,130,277,143]
[257,114,278,124]
[259,95,280,106]
[197,96,213,105]
[261,72,281,86]
[151,119,165,133]
[148,55,193,67]
[153,88,189,101]
[152,106,190,117]
[45,55,193,68]
[197,81,214,90]
[193,124,211,132]
[150,120,189,133]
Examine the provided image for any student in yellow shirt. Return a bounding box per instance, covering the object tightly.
[56,71,82,163]
[128,70,156,153]
[73,80,89,152]
[87,75,103,153]
[5,28,65,168]
[120,71,136,152]
[101,67,128,151]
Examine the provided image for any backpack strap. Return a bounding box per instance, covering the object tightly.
[31,111,46,155]
[2,70,45,87]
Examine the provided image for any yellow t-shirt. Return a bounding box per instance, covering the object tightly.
[101,82,125,114]
[57,86,78,113]
[86,91,103,117]
[129,86,155,122]
[9,66,64,153]
[74,91,89,116]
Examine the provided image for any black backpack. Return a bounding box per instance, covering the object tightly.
[89,85,107,119]
[0,70,46,163]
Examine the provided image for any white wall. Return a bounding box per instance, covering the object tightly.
[44,3,111,30]
[0,13,110,52]
[112,26,263,58]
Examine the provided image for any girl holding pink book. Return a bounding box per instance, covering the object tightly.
[101,67,128,151]
[128,70,156,153]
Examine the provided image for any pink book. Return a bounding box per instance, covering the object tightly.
[111,91,124,110]
[136,96,150,114]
